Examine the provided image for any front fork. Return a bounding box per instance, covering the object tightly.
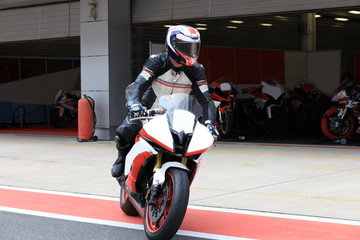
[146,153,188,205]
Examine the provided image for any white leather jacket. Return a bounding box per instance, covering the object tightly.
[125,52,215,122]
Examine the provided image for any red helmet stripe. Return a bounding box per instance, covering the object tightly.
[188,26,197,34]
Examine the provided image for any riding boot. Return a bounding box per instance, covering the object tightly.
[111,135,130,178]
[111,152,126,178]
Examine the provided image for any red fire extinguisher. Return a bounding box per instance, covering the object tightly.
[77,94,97,142]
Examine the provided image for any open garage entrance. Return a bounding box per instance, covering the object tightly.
[0,4,359,144]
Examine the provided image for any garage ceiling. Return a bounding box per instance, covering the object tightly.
[0,8,359,61]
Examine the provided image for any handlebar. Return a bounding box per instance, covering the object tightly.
[130,108,166,121]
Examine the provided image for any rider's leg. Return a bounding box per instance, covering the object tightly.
[111,116,142,178]
[111,134,130,178]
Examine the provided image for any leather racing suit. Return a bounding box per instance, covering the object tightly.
[115,51,216,148]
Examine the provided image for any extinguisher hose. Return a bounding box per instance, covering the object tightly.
[83,94,97,138]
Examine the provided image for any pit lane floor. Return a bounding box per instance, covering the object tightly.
[0,132,359,239]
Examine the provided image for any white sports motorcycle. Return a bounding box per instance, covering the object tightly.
[117,93,214,240]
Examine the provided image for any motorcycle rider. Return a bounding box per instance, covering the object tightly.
[111,25,218,178]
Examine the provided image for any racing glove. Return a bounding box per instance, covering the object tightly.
[205,120,219,141]
[126,101,145,118]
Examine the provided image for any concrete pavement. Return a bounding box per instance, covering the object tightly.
[0,132,359,222]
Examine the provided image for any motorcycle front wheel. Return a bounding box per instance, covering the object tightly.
[218,108,235,138]
[50,108,69,128]
[321,109,356,140]
[144,168,189,240]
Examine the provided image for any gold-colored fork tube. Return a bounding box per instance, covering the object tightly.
[153,152,162,172]
[181,157,188,166]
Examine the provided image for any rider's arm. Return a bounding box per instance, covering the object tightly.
[125,53,165,106]
[188,63,216,123]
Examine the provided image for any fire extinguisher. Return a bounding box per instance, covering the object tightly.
[77,94,98,142]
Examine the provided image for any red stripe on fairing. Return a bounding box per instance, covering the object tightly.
[186,145,212,156]
[1,187,359,240]
[126,150,152,193]
[139,128,173,152]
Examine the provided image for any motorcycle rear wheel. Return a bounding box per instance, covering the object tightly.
[321,109,355,140]
[144,168,189,240]
[120,187,139,216]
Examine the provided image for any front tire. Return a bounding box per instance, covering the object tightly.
[51,108,69,128]
[321,108,355,140]
[219,108,235,138]
[144,168,189,240]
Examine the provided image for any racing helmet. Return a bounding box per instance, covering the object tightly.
[165,25,201,66]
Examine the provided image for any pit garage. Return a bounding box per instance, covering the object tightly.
[0,0,360,143]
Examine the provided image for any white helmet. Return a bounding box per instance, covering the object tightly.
[165,25,201,66]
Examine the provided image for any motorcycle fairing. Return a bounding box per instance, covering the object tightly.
[186,122,213,156]
[212,100,221,108]
[141,114,174,152]
[261,81,284,101]
[125,136,157,192]
[332,89,348,102]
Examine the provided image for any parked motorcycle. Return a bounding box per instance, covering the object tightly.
[242,79,285,135]
[117,93,214,240]
[321,86,360,142]
[50,89,79,128]
[209,81,238,138]
[287,81,323,134]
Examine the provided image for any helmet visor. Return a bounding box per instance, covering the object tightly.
[174,40,200,58]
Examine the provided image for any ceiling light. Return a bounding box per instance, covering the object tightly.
[334,17,349,21]
[196,23,207,26]
[225,26,238,29]
[230,20,244,24]
[348,10,360,14]
[275,16,289,21]
[196,27,207,31]
[163,25,173,28]
[260,23,272,27]
[315,14,322,18]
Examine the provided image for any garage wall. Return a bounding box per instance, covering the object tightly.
[0,2,79,42]
[133,0,360,23]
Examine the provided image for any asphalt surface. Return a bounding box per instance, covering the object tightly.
[0,211,205,240]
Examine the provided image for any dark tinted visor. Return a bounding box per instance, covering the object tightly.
[174,39,200,58]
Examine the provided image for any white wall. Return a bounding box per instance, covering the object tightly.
[0,2,79,43]
[80,0,131,140]
[307,50,341,96]
[0,68,80,105]
[284,51,307,89]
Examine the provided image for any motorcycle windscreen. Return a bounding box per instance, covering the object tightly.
[171,109,195,134]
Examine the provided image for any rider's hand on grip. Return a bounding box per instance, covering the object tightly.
[129,103,145,118]
[205,120,219,142]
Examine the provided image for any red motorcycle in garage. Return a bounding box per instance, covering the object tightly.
[209,81,238,138]
[117,93,214,240]
[321,87,360,143]
[242,79,286,136]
